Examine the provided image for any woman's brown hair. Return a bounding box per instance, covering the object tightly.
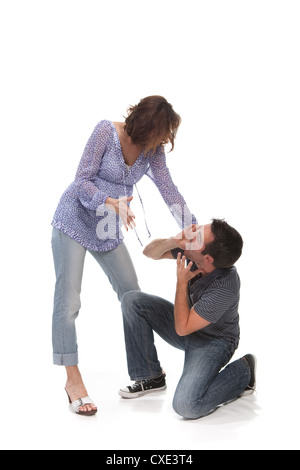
[124,96,181,154]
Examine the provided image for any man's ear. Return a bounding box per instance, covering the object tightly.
[204,254,214,266]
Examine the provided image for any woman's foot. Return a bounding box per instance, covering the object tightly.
[65,366,97,414]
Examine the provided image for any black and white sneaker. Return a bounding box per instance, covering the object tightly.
[119,373,167,399]
[240,354,257,397]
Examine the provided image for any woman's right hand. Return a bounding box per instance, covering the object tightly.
[105,196,136,231]
[174,224,204,251]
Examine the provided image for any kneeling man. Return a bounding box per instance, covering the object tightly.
[119,219,256,419]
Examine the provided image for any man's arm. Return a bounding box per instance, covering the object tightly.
[143,237,178,260]
[174,253,210,336]
[143,225,201,260]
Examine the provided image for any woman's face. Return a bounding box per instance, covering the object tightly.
[145,130,172,153]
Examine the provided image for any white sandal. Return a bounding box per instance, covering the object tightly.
[65,389,98,416]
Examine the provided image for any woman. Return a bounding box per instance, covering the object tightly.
[51,96,196,415]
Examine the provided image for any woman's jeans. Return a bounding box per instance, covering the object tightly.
[51,228,140,366]
[121,291,251,419]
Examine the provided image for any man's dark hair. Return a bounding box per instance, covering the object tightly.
[202,219,243,269]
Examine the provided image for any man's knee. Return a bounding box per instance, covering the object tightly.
[121,290,146,315]
[173,396,195,419]
[172,394,210,420]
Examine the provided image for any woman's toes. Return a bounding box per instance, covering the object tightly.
[79,404,97,413]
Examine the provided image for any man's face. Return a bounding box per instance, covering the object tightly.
[183,224,214,269]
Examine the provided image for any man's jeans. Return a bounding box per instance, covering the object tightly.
[51,228,140,366]
[121,291,251,419]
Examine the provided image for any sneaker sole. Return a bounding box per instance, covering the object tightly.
[119,385,167,399]
[240,354,257,397]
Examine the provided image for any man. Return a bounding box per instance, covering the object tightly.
[119,219,257,419]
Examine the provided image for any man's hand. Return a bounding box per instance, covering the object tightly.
[176,253,202,285]
[175,252,210,336]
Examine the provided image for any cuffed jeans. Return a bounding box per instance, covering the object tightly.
[51,228,140,366]
[121,291,251,419]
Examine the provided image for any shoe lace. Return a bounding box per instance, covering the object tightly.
[132,380,146,391]
[131,374,164,392]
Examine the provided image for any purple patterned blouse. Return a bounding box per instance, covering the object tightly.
[51,120,196,252]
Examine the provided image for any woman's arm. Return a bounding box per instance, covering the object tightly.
[74,120,112,210]
[146,148,197,229]
[75,121,136,231]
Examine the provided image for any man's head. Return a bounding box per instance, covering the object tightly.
[184,219,243,272]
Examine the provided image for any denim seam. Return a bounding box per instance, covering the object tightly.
[54,230,78,364]
[143,316,157,379]
[60,230,67,359]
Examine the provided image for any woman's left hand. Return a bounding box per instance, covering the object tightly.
[105,196,136,231]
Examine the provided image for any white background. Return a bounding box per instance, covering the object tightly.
[0,0,299,450]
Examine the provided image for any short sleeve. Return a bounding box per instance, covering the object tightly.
[193,289,237,324]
